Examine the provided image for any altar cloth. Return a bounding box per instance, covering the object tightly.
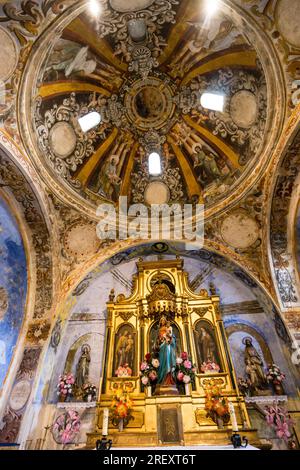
[111,445,259,451]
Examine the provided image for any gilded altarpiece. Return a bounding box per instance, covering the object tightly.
[87,259,259,447]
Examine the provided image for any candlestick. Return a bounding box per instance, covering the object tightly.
[228,401,238,432]
[102,408,109,436]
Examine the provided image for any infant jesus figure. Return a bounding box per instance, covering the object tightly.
[163,321,173,344]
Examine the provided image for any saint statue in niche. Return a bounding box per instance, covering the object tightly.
[243,337,267,392]
[154,316,177,385]
[75,344,91,389]
[193,322,220,368]
[114,326,135,374]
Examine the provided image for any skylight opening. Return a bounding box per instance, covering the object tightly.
[88,0,101,17]
[205,0,220,17]
[200,92,224,112]
[148,152,162,176]
[78,111,101,132]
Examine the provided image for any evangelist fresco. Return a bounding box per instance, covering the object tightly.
[0,197,27,388]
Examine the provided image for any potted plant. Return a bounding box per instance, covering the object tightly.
[204,382,230,429]
[175,352,196,395]
[110,386,133,431]
[200,360,220,374]
[237,377,251,396]
[57,373,75,402]
[266,364,286,395]
[82,383,97,402]
[115,363,133,377]
[139,353,159,396]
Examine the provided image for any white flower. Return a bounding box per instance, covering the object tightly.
[141,376,149,385]
[183,375,191,384]
[152,359,160,368]
[176,357,183,364]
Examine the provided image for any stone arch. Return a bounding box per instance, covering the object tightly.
[0,133,54,441]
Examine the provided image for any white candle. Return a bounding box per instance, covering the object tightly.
[229,401,238,432]
[102,408,109,436]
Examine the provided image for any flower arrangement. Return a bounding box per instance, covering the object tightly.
[237,377,251,396]
[139,353,159,386]
[82,383,97,402]
[115,363,132,377]
[200,360,220,374]
[175,352,196,385]
[204,382,230,426]
[57,373,75,401]
[51,410,81,445]
[267,364,285,385]
[265,403,294,441]
[110,385,133,429]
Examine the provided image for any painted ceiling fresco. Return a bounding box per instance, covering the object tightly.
[0,197,27,389]
[29,0,268,209]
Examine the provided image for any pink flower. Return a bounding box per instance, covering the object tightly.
[149,371,157,381]
[183,360,192,369]
[141,376,149,385]
[276,422,291,441]
[140,361,149,371]
[183,375,191,384]
[177,371,184,381]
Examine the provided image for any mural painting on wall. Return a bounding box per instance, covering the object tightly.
[193,321,221,373]
[0,198,27,389]
[113,324,136,377]
[0,347,41,443]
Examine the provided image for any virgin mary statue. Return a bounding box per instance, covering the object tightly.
[155,316,177,385]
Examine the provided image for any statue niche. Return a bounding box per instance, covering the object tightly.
[75,343,91,390]
[113,324,136,376]
[149,317,182,388]
[193,320,222,371]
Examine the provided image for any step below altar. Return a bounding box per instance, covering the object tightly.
[86,390,259,448]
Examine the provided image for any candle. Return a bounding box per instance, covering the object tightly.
[102,408,109,436]
[229,401,238,432]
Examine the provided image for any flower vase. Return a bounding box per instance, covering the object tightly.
[185,383,191,396]
[87,394,92,402]
[118,418,124,432]
[146,386,152,397]
[273,382,284,395]
[216,417,224,429]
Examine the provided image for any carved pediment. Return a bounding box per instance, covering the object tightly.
[147,283,176,303]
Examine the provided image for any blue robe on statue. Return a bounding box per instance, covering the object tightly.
[157,334,177,384]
